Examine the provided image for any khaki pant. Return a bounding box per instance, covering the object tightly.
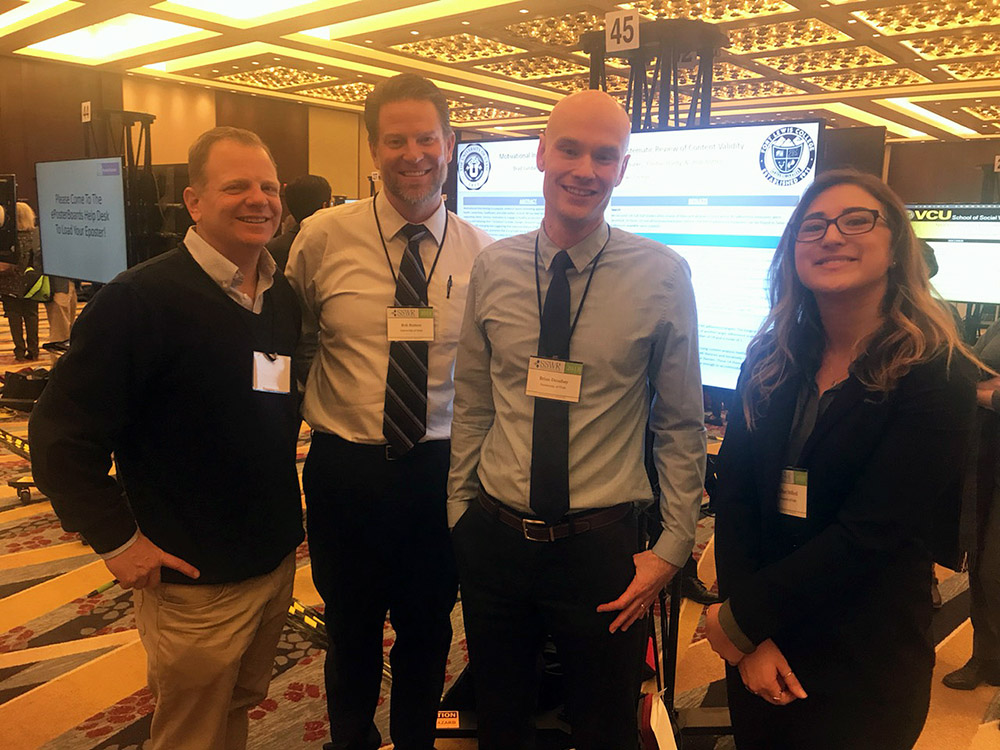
[134,553,295,750]
[43,283,76,343]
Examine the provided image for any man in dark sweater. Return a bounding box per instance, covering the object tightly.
[28,127,304,750]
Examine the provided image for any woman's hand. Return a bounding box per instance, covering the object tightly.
[705,603,747,666]
[737,638,808,706]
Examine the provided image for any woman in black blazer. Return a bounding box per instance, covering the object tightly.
[704,170,979,750]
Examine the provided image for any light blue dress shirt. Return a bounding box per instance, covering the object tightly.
[448,223,707,566]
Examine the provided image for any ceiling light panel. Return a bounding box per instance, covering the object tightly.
[215,65,337,89]
[0,0,81,39]
[298,81,376,103]
[726,20,851,54]
[17,13,215,64]
[624,0,798,23]
[803,68,931,90]
[505,12,603,47]
[391,33,526,62]
[902,31,1000,60]
[852,1,1000,36]
[712,79,805,98]
[450,106,523,122]
[153,0,355,27]
[475,55,589,80]
[755,46,895,74]
[542,73,631,94]
[940,60,1000,80]
[960,103,1000,121]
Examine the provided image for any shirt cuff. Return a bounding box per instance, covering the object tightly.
[98,530,140,561]
[718,599,757,655]
[650,531,692,570]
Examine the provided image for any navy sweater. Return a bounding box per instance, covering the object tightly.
[29,246,304,584]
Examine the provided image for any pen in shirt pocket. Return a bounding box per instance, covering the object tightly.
[446,275,453,299]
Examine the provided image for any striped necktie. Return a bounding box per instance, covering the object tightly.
[383,223,429,455]
[529,250,572,523]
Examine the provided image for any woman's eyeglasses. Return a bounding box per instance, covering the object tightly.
[795,209,884,242]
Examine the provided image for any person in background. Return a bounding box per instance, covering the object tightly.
[286,73,492,750]
[44,276,77,344]
[267,174,332,273]
[448,89,705,750]
[705,170,978,749]
[29,126,303,750]
[941,318,1000,690]
[0,201,41,360]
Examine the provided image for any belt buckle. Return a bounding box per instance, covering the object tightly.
[385,445,397,461]
[521,518,555,542]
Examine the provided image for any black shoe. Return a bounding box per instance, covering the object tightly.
[681,575,720,605]
[942,658,1000,690]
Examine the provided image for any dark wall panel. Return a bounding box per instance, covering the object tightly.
[0,57,123,209]
[820,126,886,176]
[887,140,1000,204]
[215,91,308,185]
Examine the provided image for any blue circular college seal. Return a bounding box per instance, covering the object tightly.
[458,143,490,191]
[759,126,816,187]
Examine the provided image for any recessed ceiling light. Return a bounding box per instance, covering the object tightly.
[847,19,856,23]
[873,33,880,37]
[461,20,470,25]
[211,68,218,72]
[273,56,280,61]
[251,60,259,65]
[410,29,419,35]
[317,65,324,69]
[518,7,529,12]
[193,72,200,76]
[364,39,373,43]
[231,64,238,68]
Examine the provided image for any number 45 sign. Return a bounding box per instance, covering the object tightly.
[605,9,640,53]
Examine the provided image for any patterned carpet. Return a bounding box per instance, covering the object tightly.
[0,303,996,749]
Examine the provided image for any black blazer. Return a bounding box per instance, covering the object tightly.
[715,352,975,697]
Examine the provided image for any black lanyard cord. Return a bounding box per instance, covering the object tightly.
[372,197,449,292]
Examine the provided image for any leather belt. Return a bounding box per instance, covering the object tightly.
[477,487,632,542]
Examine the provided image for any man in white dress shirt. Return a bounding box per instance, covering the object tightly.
[286,74,492,750]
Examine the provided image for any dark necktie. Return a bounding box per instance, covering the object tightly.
[383,223,429,455]
[529,250,572,523]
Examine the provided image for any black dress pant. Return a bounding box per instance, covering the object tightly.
[970,486,1000,665]
[2,297,38,358]
[452,498,646,750]
[304,433,458,750]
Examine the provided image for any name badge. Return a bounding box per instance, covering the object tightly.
[387,306,435,341]
[252,352,291,394]
[779,468,808,518]
[525,356,583,403]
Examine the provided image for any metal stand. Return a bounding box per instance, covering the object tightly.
[582,19,727,132]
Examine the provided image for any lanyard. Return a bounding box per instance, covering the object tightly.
[372,198,448,291]
[533,226,611,349]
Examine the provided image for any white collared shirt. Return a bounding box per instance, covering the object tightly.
[286,191,493,444]
[184,226,276,314]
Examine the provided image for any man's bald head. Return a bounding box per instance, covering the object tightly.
[536,90,632,248]
[544,90,632,151]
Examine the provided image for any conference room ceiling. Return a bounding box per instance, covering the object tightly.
[1,0,998,141]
